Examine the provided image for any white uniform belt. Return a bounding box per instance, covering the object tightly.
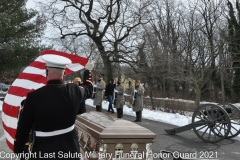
[35,125,74,137]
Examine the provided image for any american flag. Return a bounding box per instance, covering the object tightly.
[1,50,89,151]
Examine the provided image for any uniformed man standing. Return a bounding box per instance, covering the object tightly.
[114,79,125,118]
[131,80,145,122]
[93,75,105,112]
[14,54,94,160]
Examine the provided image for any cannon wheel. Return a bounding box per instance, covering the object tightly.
[217,103,240,139]
[192,104,231,143]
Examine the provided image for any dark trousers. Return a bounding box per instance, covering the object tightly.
[117,108,123,118]
[135,111,142,122]
[107,95,114,112]
[96,105,102,112]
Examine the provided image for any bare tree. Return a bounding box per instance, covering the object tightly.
[38,0,152,81]
[173,1,225,107]
[148,0,183,96]
[194,0,226,102]
[143,0,228,107]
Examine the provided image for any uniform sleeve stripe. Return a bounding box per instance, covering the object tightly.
[86,80,93,85]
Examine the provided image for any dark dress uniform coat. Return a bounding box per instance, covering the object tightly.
[14,78,93,159]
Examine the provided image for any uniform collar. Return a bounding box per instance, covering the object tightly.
[47,79,64,85]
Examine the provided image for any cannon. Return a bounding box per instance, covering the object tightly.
[165,103,240,143]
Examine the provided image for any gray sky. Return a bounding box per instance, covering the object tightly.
[26,0,36,9]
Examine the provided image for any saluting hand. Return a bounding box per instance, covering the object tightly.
[85,59,94,70]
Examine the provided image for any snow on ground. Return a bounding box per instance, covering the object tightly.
[85,99,240,141]
[1,98,240,141]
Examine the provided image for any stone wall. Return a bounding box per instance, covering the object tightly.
[124,94,196,113]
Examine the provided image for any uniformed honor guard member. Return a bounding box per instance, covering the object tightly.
[131,80,145,122]
[73,77,86,114]
[93,75,105,112]
[14,54,94,160]
[114,79,125,118]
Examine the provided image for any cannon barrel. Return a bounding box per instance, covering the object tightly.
[203,107,232,115]
[165,121,204,135]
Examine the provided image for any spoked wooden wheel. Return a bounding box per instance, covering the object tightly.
[192,104,231,143]
[218,103,240,138]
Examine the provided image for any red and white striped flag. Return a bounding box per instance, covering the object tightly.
[1,50,89,151]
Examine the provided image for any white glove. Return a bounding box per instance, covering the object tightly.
[114,89,118,93]
[85,59,94,70]
[94,85,97,87]
[134,89,137,93]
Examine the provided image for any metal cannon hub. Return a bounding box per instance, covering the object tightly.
[207,120,215,127]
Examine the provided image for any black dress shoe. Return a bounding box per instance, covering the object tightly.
[112,111,114,114]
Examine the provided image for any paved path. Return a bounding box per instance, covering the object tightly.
[0,113,13,160]
[86,106,240,160]
[1,105,240,160]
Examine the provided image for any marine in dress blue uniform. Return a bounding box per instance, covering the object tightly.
[14,54,94,159]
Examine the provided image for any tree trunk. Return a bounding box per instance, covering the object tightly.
[162,76,166,97]
[148,78,155,110]
[219,48,225,104]
[102,55,113,82]
[97,43,113,82]
[194,87,201,108]
[220,67,225,103]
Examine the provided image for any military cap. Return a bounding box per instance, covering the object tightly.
[41,54,71,69]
